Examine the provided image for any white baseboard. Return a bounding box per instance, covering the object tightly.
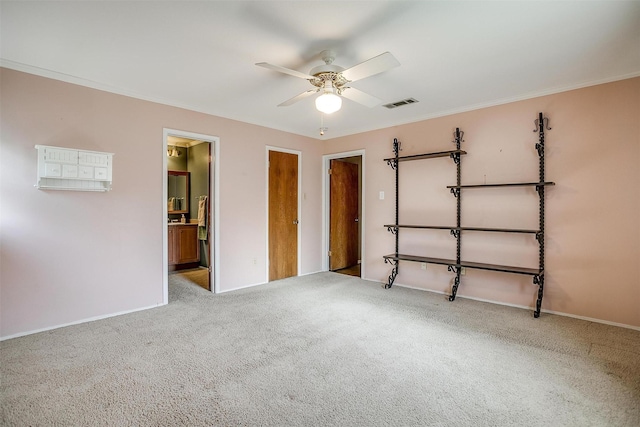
[218,281,266,293]
[387,281,640,331]
[1,302,166,341]
[538,309,640,331]
[219,270,328,293]
[6,275,636,340]
[301,270,325,276]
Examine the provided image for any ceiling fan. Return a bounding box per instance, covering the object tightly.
[256,50,400,114]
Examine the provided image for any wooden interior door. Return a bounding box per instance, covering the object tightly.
[330,159,359,271]
[269,150,298,281]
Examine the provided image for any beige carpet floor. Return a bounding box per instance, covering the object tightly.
[1,272,639,426]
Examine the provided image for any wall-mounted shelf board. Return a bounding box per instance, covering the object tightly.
[384,224,540,234]
[447,182,555,189]
[35,145,114,192]
[384,149,466,163]
[385,224,454,230]
[383,253,541,276]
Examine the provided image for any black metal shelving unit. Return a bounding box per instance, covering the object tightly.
[382,131,466,291]
[383,113,554,317]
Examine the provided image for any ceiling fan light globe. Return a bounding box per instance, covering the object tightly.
[315,93,342,114]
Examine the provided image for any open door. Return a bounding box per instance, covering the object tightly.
[269,150,299,281]
[329,159,359,271]
[192,141,212,290]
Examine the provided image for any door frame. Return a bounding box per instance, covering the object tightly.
[163,128,220,303]
[265,146,302,283]
[322,149,366,277]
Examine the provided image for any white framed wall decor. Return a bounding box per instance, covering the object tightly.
[35,145,114,191]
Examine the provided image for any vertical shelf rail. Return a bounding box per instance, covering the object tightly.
[449,128,464,301]
[533,112,551,317]
[384,138,401,288]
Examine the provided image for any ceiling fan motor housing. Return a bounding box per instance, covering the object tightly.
[309,50,349,92]
[309,72,349,92]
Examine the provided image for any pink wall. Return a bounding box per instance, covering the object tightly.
[323,77,640,328]
[2,69,638,338]
[0,68,323,338]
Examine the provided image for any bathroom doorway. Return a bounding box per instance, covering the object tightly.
[163,129,220,302]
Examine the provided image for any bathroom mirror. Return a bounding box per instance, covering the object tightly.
[168,170,189,214]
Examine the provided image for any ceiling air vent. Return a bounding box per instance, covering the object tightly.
[383,98,419,109]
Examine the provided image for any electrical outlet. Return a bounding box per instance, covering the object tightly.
[421,263,427,270]
[460,267,466,275]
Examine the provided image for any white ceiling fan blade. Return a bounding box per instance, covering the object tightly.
[278,89,318,107]
[340,52,400,82]
[340,87,382,108]
[256,62,314,80]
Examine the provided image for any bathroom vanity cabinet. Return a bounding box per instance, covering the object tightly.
[168,223,200,270]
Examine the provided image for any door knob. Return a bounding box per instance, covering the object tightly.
[355,218,359,222]
[293,219,299,225]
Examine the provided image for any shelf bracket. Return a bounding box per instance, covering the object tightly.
[386,226,399,235]
[385,267,398,289]
[386,138,401,170]
[534,114,550,157]
[535,232,544,244]
[449,152,461,165]
[450,188,460,198]
[532,274,544,318]
[384,258,398,289]
[392,138,402,156]
[452,129,465,145]
[450,229,460,238]
[447,265,461,301]
[533,116,551,132]
[384,257,398,267]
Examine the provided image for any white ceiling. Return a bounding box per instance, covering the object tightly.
[2,1,639,140]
